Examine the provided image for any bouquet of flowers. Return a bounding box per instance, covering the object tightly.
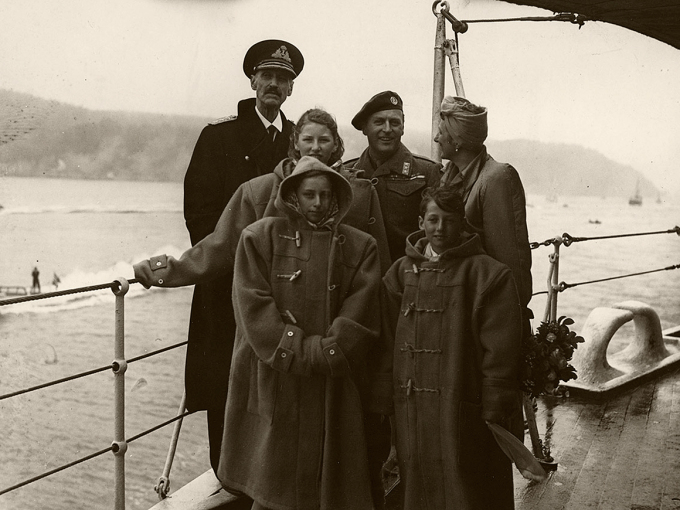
[521,316,585,398]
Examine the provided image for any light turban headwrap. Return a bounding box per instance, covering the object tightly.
[440,96,488,148]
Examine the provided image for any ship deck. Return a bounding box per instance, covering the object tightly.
[514,366,680,509]
[153,367,680,510]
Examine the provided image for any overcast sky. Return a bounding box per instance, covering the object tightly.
[2,0,679,192]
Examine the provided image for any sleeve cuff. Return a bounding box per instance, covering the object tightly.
[322,342,351,377]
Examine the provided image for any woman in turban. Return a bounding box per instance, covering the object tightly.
[436,96,533,333]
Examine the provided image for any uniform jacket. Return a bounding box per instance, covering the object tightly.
[345,144,441,263]
[133,158,391,288]
[440,148,532,311]
[217,158,381,510]
[181,98,293,412]
[382,231,523,510]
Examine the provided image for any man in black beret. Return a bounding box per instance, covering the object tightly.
[343,91,440,510]
[345,91,442,263]
[182,39,303,479]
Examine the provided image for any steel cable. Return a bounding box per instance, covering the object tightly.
[530,225,680,249]
[0,278,141,306]
[530,263,680,296]
[561,264,680,290]
[0,341,187,401]
[0,445,113,496]
[0,410,195,496]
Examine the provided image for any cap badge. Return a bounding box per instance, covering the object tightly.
[271,45,292,63]
[390,96,398,105]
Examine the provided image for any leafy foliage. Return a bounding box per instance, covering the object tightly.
[521,316,585,398]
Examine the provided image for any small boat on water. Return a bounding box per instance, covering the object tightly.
[0,285,31,298]
[629,179,643,206]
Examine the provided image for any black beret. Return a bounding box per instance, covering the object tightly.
[351,91,403,130]
[243,39,304,78]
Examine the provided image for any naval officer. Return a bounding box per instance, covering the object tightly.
[182,39,304,475]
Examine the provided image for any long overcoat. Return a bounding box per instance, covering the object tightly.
[440,148,532,314]
[182,97,293,412]
[217,158,381,510]
[381,231,524,510]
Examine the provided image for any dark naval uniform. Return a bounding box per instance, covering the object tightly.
[345,144,441,263]
[183,96,294,468]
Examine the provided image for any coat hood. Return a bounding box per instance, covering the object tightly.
[405,230,486,262]
[276,156,353,227]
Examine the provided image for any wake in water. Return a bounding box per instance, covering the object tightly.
[0,244,189,315]
[0,204,183,215]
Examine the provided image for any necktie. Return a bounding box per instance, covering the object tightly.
[268,125,278,143]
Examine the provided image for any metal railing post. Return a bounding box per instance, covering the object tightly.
[155,391,188,500]
[549,240,561,322]
[111,278,130,510]
[542,238,562,323]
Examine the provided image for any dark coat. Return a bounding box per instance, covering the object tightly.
[381,231,523,510]
[218,159,380,510]
[345,144,441,263]
[182,97,293,412]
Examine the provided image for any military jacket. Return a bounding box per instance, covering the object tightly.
[345,143,441,262]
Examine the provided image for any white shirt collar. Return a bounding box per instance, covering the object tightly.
[424,242,440,261]
[254,105,283,133]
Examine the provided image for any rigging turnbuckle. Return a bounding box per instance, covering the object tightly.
[432,1,468,33]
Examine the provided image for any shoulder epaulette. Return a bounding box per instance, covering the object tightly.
[413,154,440,164]
[209,114,237,125]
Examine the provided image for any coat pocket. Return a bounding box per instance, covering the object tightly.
[457,400,491,473]
[247,356,278,424]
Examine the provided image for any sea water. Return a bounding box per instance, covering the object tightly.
[0,176,678,510]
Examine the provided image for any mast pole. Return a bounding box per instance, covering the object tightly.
[431,11,446,162]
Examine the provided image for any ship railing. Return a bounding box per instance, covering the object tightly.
[0,278,192,509]
[528,225,680,323]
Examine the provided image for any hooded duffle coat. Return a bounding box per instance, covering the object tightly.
[217,157,381,510]
[381,231,524,510]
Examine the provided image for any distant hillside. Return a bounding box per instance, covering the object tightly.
[0,89,659,198]
[0,89,207,181]
[487,139,658,199]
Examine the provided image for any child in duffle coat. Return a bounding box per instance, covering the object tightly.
[381,185,524,510]
[218,156,381,510]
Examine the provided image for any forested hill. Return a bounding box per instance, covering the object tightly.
[0,89,658,198]
[0,89,208,182]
